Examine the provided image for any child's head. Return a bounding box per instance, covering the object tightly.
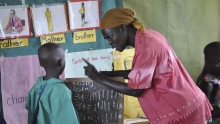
[203,41,220,77]
[38,43,65,76]
[82,3,84,7]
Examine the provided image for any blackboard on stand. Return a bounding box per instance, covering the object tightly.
[65,77,124,124]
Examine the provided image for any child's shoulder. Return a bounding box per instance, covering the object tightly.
[51,82,69,91]
[52,82,66,87]
[49,83,71,97]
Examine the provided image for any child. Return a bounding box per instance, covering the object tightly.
[79,2,85,27]
[197,41,220,121]
[26,43,79,124]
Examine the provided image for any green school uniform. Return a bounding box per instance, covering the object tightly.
[26,77,79,124]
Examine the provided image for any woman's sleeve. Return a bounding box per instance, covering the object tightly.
[128,52,157,89]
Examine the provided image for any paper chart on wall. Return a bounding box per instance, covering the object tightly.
[0,5,31,39]
[64,48,114,78]
[30,3,69,37]
[1,55,64,124]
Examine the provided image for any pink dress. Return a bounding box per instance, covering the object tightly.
[128,29,212,124]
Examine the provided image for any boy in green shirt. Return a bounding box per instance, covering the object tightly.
[26,43,79,124]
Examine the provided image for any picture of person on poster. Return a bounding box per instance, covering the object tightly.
[0,6,31,39]
[45,7,54,32]
[31,3,69,37]
[3,9,23,34]
[79,2,85,27]
[68,0,100,30]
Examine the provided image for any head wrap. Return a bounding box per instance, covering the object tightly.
[101,8,145,33]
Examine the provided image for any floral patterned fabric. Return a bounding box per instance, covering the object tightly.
[203,76,220,120]
[203,76,220,88]
[128,29,212,124]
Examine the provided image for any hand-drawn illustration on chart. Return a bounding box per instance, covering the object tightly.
[9,62,27,86]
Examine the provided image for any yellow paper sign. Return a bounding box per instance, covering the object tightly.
[40,34,66,45]
[73,29,96,44]
[0,38,29,49]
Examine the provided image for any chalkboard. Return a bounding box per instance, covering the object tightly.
[65,77,124,124]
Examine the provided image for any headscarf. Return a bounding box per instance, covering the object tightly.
[101,8,145,33]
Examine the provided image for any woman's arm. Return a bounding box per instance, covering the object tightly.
[100,70,131,79]
[83,59,145,97]
[199,82,214,101]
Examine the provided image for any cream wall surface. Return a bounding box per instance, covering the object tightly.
[123,0,220,81]
[122,0,220,119]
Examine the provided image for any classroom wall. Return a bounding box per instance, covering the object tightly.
[123,0,220,81]
[1,0,219,120]
[0,0,123,57]
[0,0,123,115]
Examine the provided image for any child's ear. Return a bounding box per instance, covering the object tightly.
[215,59,220,67]
[58,59,64,66]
